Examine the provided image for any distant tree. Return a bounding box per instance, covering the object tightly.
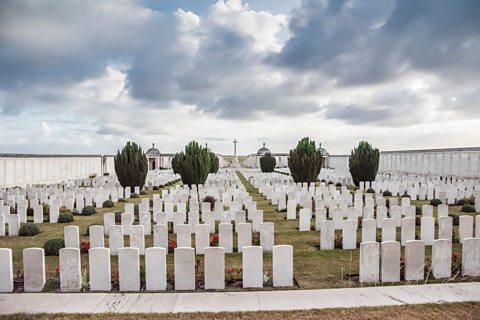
[209,152,219,174]
[288,137,322,183]
[172,141,211,186]
[260,153,276,173]
[349,141,380,187]
[114,141,148,189]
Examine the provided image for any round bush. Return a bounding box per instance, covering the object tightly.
[19,223,40,236]
[153,186,159,191]
[139,190,147,196]
[58,212,74,223]
[118,198,126,202]
[130,193,139,199]
[328,181,334,185]
[430,199,442,206]
[402,193,411,198]
[81,206,96,215]
[44,238,65,256]
[366,188,375,194]
[335,182,342,187]
[461,204,476,213]
[383,190,392,197]
[102,200,114,208]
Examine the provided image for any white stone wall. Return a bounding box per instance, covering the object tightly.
[0,155,115,187]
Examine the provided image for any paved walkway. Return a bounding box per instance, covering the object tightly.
[0,283,479,314]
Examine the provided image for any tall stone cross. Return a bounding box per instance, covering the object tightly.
[233,138,238,157]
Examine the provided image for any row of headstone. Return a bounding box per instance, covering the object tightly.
[360,238,480,283]
[0,245,293,292]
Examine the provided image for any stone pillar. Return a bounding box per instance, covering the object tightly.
[273,245,293,287]
[242,246,263,288]
[118,247,140,291]
[359,242,379,283]
[174,247,195,290]
[59,248,81,292]
[145,247,167,291]
[89,247,111,291]
[204,247,225,290]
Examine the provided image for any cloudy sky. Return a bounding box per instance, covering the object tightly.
[0,0,479,156]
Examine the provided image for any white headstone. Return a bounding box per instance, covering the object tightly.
[237,223,252,252]
[432,239,451,279]
[153,224,168,251]
[130,225,145,255]
[195,224,210,255]
[401,217,415,246]
[59,248,81,292]
[23,248,46,292]
[438,216,453,241]
[459,215,473,244]
[362,219,376,243]
[462,238,480,277]
[420,217,435,245]
[204,247,225,290]
[259,222,274,252]
[381,241,400,282]
[118,247,140,291]
[89,225,104,248]
[0,249,13,292]
[174,247,195,290]
[342,219,357,249]
[273,245,293,287]
[242,246,263,288]
[219,223,233,253]
[109,225,124,255]
[89,247,111,291]
[64,226,80,248]
[176,224,192,248]
[359,242,379,283]
[405,240,425,281]
[145,247,167,291]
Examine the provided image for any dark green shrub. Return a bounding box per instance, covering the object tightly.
[19,223,40,236]
[114,141,148,189]
[430,199,442,206]
[102,200,114,208]
[321,179,326,183]
[461,204,476,213]
[130,193,139,198]
[85,224,102,236]
[153,186,159,191]
[452,215,459,226]
[288,137,322,183]
[383,190,392,197]
[209,152,219,174]
[81,206,96,215]
[328,181,334,185]
[335,182,342,187]
[260,152,276,173]
[59,206,70,213]
[44,238,65,256]
[402,193,411,198]
[115,212,122,223]
[58,212,74,223]
[366,188,375,194]
[349,141,380,187]
[203,196,216,211]
[139,190,147,196]
[27,207,34,216]
[457,197,475,206]
[159,184,165,188]
[118,198,126,202]
[172,141,211,186]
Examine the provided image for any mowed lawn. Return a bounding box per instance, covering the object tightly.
[0,172,478,292]
[2,302,480,320]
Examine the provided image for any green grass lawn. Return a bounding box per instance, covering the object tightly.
[0,172,478,292]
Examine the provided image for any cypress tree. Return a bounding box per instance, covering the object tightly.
[288,137,322,183]
[349,141,380,187]
[260,153,276,173]
[114,141,148,189]
[172,141,211,186]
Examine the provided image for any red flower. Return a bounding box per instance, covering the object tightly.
[54,266,60,273]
